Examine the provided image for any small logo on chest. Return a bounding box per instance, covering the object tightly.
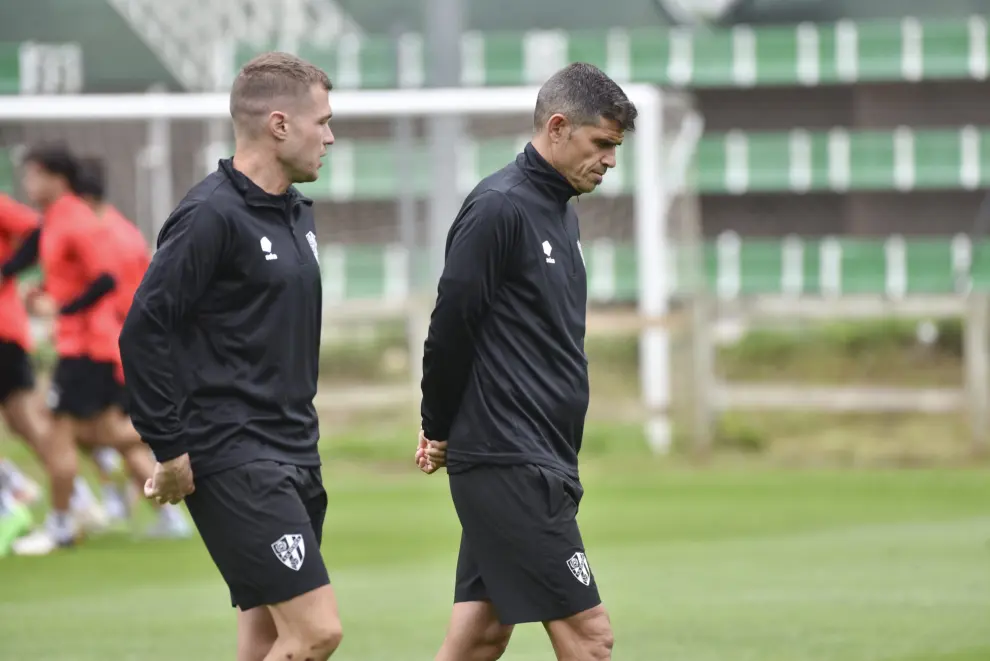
[542,240,555,264]
[260,236,278,261]
[305,231,319,261]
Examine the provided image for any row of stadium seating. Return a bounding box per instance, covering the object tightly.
[232,16,989,89]
[1,16,988,93]
[10,232,980,301]
[316,235,982,303]
[5,125,990,199]
[293,127,990,199]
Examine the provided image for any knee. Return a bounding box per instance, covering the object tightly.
[465,624,511,661]
[478,626,511,660]
[584,613,614,661]
[298,620,343,660]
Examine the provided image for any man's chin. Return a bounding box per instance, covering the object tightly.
[294,170,319,184]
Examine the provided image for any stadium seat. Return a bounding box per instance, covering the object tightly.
[0,43,20,94]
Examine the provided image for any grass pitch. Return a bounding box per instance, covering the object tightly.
[0,430,988,661]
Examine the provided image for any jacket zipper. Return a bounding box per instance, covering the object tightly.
[286,201,304,264]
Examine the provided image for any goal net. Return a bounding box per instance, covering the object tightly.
[0,86,703,450]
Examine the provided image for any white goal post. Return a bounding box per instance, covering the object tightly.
[0,85,702,452]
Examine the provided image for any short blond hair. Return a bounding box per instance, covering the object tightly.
[229,52,332,129]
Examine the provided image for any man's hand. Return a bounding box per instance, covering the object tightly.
[144,453,195,505]
[26,290,55,317]
[415,429,447,475]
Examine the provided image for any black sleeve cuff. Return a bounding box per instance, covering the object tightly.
[145,437,188,463]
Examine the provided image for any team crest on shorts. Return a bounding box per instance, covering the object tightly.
[566,551,592,586]
[271,534,306,571]
[305,231,319,261]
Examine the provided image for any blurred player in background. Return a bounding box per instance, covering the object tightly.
[72,157,190,539]
[9,145,161,555]
[0,193,47,504]
[0,193,46,553]
[0,192,113,530]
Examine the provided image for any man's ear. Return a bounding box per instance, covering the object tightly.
[547,114,571,144]
[267,111,288,141]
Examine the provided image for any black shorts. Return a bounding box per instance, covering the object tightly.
[0,340,35,404]
[114,382,130,416]
[184,460,330,611]
[449,464,602,625]
[48,357,119,419]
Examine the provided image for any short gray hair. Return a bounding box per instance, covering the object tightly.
[534,63,637,132]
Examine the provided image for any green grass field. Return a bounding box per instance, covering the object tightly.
[1,426,989,661]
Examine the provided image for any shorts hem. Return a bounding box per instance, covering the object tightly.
[493,596,603,626]
[231,575,332,611]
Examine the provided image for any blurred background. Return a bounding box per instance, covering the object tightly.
[1,1,990,660]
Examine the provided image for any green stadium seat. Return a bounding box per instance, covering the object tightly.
[839,239,888,294]
[0,43,20,94]
[0,149,16,195]
[853,20,907,81]
[921,19,972,80]
[343,245,388,300]
[753,25,800,86]
[747,132,791,192]
[480,32,526,86]
[738,239,784,295]
[691,29,735,87]
[848,130,896,191]
[566,31,610,76]
[695,135,728,194]
[627,28,669,84]
[905,238,958,293]
[915,129,965,190]
[612,243,638,302]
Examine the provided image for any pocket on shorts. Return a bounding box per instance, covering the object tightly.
[238,460,291,498]
[534,465,568,521]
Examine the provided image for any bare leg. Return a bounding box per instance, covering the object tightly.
[42,415,79,515]
[1,389,51,458]
[263,584,343,661]
[238,606,279,661]
[543,605,614,661]
[435,601,513,661]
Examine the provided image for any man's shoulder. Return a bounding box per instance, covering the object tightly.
[469,160,528,201]
[158,173,236,245]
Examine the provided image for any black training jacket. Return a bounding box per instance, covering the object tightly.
[421,143,590,483]
[119,159,323,476]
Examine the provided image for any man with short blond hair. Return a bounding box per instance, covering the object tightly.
[120,52,339,661]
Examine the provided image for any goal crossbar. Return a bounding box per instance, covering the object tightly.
[0,85,664,121]
[0,84,681,451]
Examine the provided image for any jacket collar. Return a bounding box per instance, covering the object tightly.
[217,158,313,209]
[517,143,580,205]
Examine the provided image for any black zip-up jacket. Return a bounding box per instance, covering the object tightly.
[119,159,323,476]
[421,143,589,484]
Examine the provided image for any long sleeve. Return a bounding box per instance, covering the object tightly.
[59,273,116,315]
[0,195,39,237]
[0,228,40,277]
[420,191,519,441]
[119,203,228,462]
